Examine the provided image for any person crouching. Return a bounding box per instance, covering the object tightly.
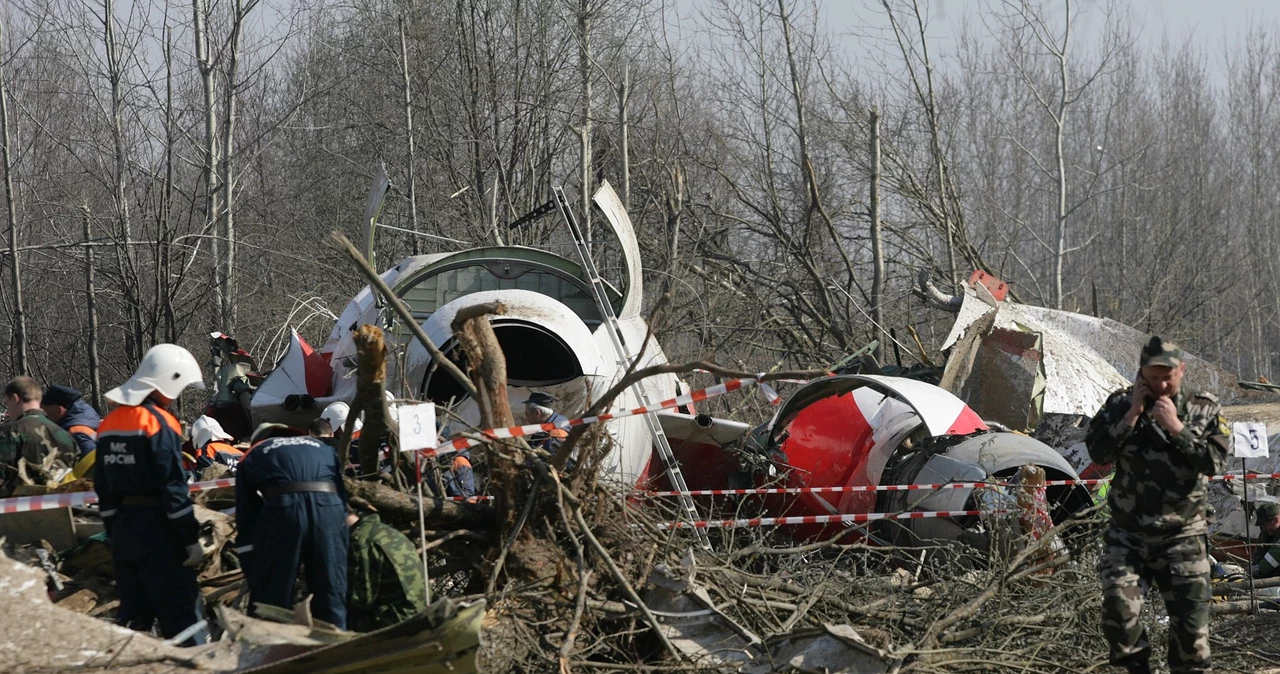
[234,423,349,629]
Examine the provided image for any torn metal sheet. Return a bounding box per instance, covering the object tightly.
[236,600,483,674]
[645,558,762,667]
[942,285,1254,419]
[744,624,891,674]
[943,325,1045,431]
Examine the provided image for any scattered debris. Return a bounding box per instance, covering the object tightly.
[745,624,891,674]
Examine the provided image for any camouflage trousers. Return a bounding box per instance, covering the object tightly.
[1099,526,1212,673]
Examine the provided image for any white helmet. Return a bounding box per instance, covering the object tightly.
[106,344,205,406]
[321,401,362,433]
[384,390,399,425]
[191,415,233,449]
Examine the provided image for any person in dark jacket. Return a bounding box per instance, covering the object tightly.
[522,391,570,456]
[1252,502,1280,579]
[95,344,208,646]
[235,423,349,629]
[186,415,243,476]
[41,384,100,459]
[346,503,427,632]
[0,377,80,495]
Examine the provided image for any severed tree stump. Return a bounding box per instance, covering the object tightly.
[350,325,392,477]
[450,302,521,532]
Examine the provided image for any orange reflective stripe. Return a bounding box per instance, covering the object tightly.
[453,456,472,471]
[99,406,162,436]
[207,441,243,456]
[68,425,98,439]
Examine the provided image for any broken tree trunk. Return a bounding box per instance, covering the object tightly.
[331,231,478,400]
[450,302,520,531]
[351,325,391,476]
[344,476,495,530]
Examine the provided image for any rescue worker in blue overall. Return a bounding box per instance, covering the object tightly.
[94,344,208,645]
[235,423,349,629]
[444,448,476,500]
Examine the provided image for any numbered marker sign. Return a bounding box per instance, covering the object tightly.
[399,403,438,451]
[1232,421,1270,459]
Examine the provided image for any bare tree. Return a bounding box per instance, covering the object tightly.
[0,14,26,374]
[193,0,221,328]
[990,0,1123,309]
[870,106,885,364]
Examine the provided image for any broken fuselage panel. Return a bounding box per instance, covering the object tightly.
[251,182,729,489]
[756,375,1092,543]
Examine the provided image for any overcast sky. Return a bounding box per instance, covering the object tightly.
[819,0,1280,83]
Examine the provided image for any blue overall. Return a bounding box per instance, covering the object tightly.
[95,401,206,645]
[235,434,349,629]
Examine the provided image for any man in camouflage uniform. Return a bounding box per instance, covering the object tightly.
[0,377,79,496]
[346,503,427,632]
[1087,337,1228,674]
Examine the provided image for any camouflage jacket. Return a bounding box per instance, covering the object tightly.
[1086,386,1228,540]
[0,409,79,496]
[347,513,427,632]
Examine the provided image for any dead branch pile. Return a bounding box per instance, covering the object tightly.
[463,475,1280,673]
[338,235,1280,671]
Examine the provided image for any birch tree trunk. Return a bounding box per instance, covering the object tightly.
[0,15,25,375]
[82,208,102,412]
[193,0,221,326]
[617,64,629,212]
[219,0,250,331]
[103,0,144,359]
[577,0,592,246]
[870,107,885,365]
[398,15,421,254]
[1051,0,1072,310]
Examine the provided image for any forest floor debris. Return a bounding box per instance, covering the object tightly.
[6,438,1280,673]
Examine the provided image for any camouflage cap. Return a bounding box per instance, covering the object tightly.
[1256,501,1280,525]
[1140,336,1183,368]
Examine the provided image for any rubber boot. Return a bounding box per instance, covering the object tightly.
[1125,661,1152,674]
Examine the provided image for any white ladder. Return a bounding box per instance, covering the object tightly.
[552,187,711,549]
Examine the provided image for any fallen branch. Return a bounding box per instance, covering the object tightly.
[331,231,478,400]
[1213,576,1280,596]
[913,269,962,312]
[940,613,1048,644]
[560,480,684,663]
[343,476,496,530]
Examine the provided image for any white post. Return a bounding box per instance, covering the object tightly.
[416,449,431,605]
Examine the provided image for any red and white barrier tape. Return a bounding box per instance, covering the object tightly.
[657,509,1002,530]
[692,369,814,406]
[192,478,235,491]
[1214,472,1280,481]
[431,375,768,454]
[643,483,995,497]
[0,478,236,515]
[0,477,490,515]
[643,473,1280,499]
[0,491,97,514]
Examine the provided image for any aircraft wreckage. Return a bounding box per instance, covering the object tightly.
[234,179,1097,548]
